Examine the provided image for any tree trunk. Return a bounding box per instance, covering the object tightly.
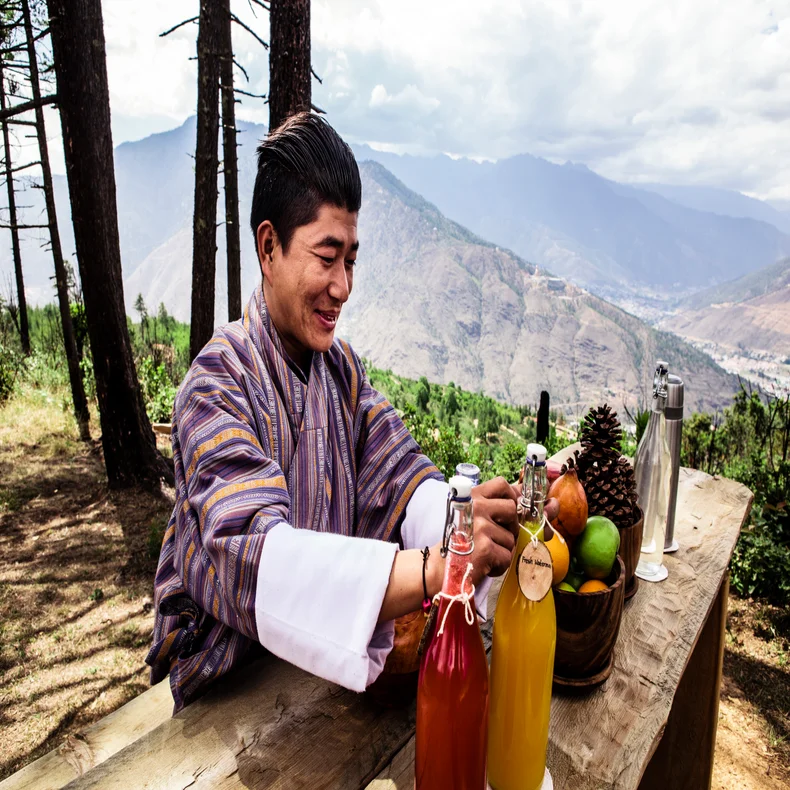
[268,0,311,133]
[189,0,222,361]
[48,0,170,489]
[220,0,241,322]
[24,0,90,439]
[0,59,30,355]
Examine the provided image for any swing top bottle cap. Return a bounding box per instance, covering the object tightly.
[526,444,547,463]
[448,475,473,500]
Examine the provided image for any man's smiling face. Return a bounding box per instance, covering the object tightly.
[257,203,358,367]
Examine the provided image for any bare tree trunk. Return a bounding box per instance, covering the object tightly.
[0,60,30,355]
[220,0,241,322]
[268,0,311,133]
[23,0,90,439]
[189,0,222,361]
[48,0,171,489]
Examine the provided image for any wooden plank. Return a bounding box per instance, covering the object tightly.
[637,574,729,790]
[0,680,173,790]
[365,468,752,790]
[60,650,420,790]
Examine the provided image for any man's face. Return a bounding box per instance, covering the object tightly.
[257,204,358,366]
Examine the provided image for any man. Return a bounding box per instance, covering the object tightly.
[147,113,533,711]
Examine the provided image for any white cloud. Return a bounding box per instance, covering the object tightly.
[25,0,790,199]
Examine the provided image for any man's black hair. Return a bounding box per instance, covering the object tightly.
[250,112,362,253]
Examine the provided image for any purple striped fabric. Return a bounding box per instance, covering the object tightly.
[146,284,442,711]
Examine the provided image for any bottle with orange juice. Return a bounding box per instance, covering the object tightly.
[488,443,556,790]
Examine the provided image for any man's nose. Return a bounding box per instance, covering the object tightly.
[328,262,351,303]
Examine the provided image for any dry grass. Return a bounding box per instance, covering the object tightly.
[0,385,173,780]
[1,386,789,785]
[713,597,790,789]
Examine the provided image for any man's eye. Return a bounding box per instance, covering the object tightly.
[345,259,357,267]
[319,255,334,264]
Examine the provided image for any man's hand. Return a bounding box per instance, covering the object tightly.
[466,477,520,587]
[509,482,559,524]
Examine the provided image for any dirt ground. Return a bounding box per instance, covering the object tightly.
[1,387,789,784]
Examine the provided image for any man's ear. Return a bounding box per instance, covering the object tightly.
[256,221,278,282]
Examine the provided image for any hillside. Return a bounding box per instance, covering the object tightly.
[638,184,790,236]
[341,161,735,415]
[660,258,790,359]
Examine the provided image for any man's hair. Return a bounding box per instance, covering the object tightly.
[250,112,362,253]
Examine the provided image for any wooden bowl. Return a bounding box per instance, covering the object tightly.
[619,507,644,601]
[552,555,625,690]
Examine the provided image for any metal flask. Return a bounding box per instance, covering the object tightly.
[664,374,684,553]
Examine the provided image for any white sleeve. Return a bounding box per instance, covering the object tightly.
[255,523,397,692]
[401,478,494,621]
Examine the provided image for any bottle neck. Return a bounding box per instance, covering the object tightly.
[652,394,667,414]
[443,499,474,596]
[521,461,547,528]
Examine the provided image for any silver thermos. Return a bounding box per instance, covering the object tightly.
[664,374,684,552]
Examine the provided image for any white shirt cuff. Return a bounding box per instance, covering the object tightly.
[402,477,492,620]
[255,523,398,692]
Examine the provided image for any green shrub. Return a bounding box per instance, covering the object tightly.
[0,341,23,404]
[402,407,465,481]
[138,356,177,423]
[491,441,527,483]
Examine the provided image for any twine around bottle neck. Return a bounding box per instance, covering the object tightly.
[433,562,476,637]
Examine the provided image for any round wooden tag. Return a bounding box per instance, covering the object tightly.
[517,540,553,602]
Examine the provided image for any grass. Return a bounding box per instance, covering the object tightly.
[0,384,174,780]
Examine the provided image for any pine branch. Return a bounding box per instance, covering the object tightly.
[311,67,322,85]
[311,103,326,115]
[233,58,249,82]
[0,93,56,121]
[230,14,268,49]
[159,17,198,38]
[234,87,266,99]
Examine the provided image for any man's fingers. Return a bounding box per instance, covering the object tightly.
[476,496,517,527]
[474,476,518,503]
[544,496,560,524]
[486,542,513,577]
[479,520,515,552]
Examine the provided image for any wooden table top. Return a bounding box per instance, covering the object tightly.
[3,466,752,790]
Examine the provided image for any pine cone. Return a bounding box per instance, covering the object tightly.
[571,404,640,529]
[582,458,638,528]
[579,404,622,465]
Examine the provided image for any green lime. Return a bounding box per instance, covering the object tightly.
[564,569,585,590]
[574,516,621,580]
[556,582,576,592]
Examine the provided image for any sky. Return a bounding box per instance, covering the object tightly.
[36,0,790,201]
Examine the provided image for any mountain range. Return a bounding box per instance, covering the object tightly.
[348,146,790,300]
[1,115,768,413]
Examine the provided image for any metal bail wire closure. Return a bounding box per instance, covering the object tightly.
[440,488,454,558]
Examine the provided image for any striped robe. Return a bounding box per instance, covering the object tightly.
[146,284,442,710]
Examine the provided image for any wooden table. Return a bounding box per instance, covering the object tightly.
[2,466,752,790]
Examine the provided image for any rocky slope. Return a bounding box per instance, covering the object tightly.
[661,258,790,357]
[343,162,736,415]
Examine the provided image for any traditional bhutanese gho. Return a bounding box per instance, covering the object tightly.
[147,284,448,711]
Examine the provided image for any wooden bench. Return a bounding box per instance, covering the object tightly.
[1,466,752,790]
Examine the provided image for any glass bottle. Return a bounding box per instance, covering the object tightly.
[635,361,671,582]
[415,475,489,790]
[488,444,556,790]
